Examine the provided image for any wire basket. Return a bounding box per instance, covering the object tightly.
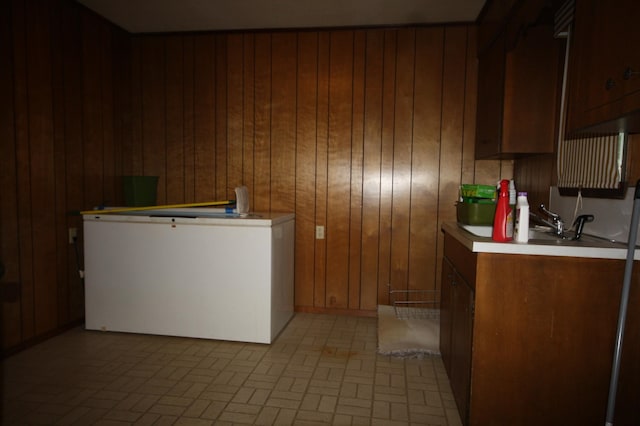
[389,287,440,321]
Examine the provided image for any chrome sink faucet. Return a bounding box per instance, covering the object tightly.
[532,204,565,236]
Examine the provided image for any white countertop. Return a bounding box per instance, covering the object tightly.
[443,222,640,260]
[83,209,295,227]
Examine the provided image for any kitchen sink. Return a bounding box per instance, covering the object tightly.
[458,223,628,249]
[528,227,624,247]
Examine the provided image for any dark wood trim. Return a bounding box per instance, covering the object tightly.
[2,319,84,359]
[295,306,377,318]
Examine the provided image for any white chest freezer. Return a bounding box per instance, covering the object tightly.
[83,210,295,344]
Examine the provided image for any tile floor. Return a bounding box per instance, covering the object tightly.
[2,313,462,425]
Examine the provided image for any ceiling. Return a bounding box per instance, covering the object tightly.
[77,0,487,34]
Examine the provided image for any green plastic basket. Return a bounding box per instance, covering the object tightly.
[460,184,496,199]
[461,196,496,204]
[456,201,496,225]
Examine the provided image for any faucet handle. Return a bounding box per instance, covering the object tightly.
[572,214,595,240]
[539,204,561,221]
[539,204,565,236]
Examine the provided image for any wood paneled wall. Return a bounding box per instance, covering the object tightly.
[514,154,555,209]
[123,27,511,315]
[1,0,129,352]
[1,0,511,352]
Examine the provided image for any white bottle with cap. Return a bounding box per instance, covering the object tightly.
[508,180,517,234]
[509,180,517,206]
[515,192,529,243]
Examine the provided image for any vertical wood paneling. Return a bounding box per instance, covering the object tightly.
[348,30,366,310]
[254,33,272,212]
[50,0,70,326]
[271,33,297,212]
[314,32,330,308]
[82,12,105,209]
[165,36,185,204]
[212,34,226,200]
[360,30,384,311]
[411,27,445,299]
[127,39,144,176]
[326,31,354,309]
[119,25,505,314]
[242,34,255,200]
[140,37,166,203]
[100,23,116,205]
[215,36,228,200]
[390,28,415,296]
[1,0,21,348]
[193,35,216,201]
[61,1,85,321]
[183,36,196,202]
[227,34,244,194]
[461,28,479,186]
[3,0,131,352]
[111,31,128,203]
[13,0,36,340]
[514,154,554,208]
[26,0,58,335]
[295,32,318,307]
[377,30,398,305]
[4,0,517,353]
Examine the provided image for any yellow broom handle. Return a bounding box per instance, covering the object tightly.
[80,200,234,215]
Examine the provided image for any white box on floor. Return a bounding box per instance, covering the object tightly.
[83,210,294,344]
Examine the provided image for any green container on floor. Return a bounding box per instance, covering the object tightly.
[122,176,158,207]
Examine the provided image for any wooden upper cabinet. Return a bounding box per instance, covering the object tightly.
[566,0,640,135]
[475,0,562,159]
[476,32,507,159]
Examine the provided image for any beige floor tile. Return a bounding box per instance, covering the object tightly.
[102,408,144,422]
[317,394,338,413]
[174,417,214,426]
[254,406,280,425]
[296,409,334,423]
[181,398,212,418]
[2,313,461,425]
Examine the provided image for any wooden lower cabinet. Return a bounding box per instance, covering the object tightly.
[441,257,475,424]
[441,231,640,425]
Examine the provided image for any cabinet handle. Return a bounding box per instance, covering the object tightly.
[605,78,616,90]
[623,67,640,80]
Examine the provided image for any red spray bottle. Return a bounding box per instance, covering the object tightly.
[492,179,513,242]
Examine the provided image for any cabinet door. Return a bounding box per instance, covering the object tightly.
[450,273,474,425]
[567,0,640,133]
[475,33,506,159]
[607,0,640,127]
[583,0,622,111]
[501,24,559,154]
[476,22,559,159]
[567,0,622,129]
[564,0,593,132]
[440,258,455,375]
